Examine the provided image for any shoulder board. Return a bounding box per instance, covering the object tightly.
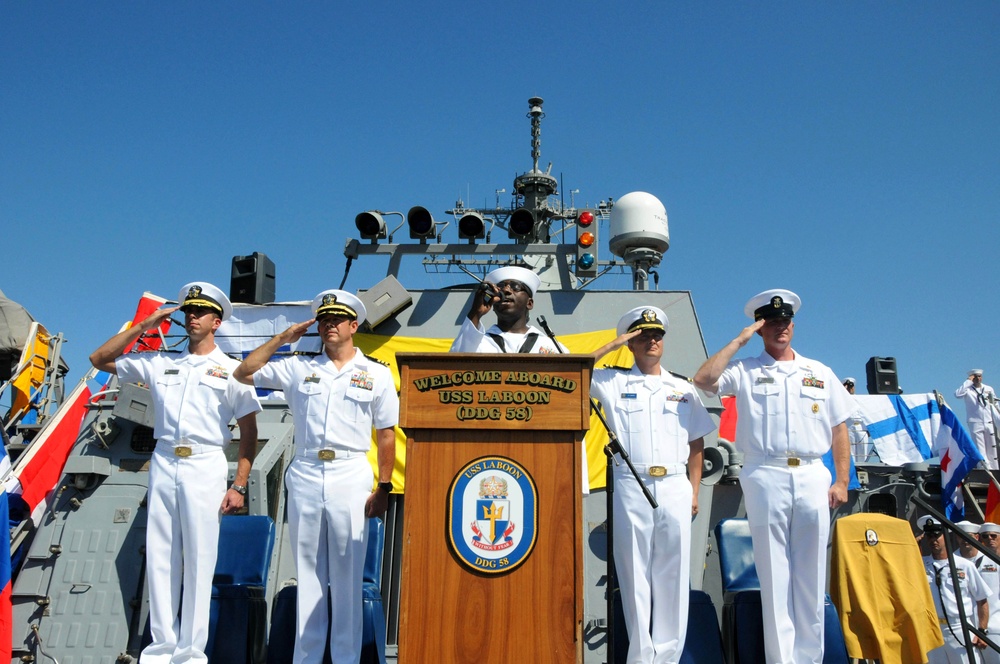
[364,354,389,367]
[668,370,693,383]
[600,364,631,372]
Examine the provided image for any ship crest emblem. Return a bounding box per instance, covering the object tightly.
[448,456,537,575]
[865,529,879,546]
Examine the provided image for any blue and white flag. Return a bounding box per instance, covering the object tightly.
[937,400,984,520]
[852,393,983,519]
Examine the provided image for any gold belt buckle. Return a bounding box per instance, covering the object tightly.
[648,465,667,477]
[317,449,336,461]
[787,457,801,467]
[174,446,192,458]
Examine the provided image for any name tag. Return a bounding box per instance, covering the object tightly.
[755,377,774,385]
[304,375,320,384]
[164,369,180,376]
[620,393,637,399]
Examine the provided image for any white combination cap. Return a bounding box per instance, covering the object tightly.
[178,282,233,321]
[744,289,801,321]
[312,289,367,325]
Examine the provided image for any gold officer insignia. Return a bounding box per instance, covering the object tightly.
[642,309,656,322]
[771,296,783,308]
[322,293,337,306]
[188,285,202,299]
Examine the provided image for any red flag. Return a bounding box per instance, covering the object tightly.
[719,395,737,442]
[986,480,1000,524]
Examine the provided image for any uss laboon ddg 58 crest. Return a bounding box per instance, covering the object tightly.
[448,456,538,574]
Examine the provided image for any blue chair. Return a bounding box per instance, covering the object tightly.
[714,518,850,664]
[715,518,762,664]
[680,589,725,663]
[361,517,388,664]
[207,515,276,664]
[265,517,387,664]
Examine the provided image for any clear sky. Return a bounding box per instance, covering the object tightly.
[2,3,998,401]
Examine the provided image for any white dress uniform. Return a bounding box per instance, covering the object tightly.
[955,377,998,469]
[253,348,398,664]
[591,364,714,664]
[449,317,565,354]
[713,349,853,664]
[973,534,1000,664]
[117,346,261,664]
[925,554,992,664]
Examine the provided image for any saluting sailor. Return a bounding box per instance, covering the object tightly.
[591,306,715,664]
[955,370,999,470]
[694,289,853,664]
[450,265,565,354]
[90,282,261,664]
[234,289,398,664]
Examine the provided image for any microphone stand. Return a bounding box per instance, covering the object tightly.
[536,316,657,663]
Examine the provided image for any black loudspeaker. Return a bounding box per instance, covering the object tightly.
[866,356,899,395]
[230,252,276,305]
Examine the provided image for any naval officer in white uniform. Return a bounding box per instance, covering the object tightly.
[956,370,999,469]
[591,306,715,664]
[450,265,565,354]
[90,282,261,664]
[694,289,853,664]
[235,289,398,664]
[919,517,991,663]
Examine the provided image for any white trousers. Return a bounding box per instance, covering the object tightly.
[740,461,831,664]
[613,471,692,664]
[141,448,227,664]
[928,624,984,664]
[286,455,371,664]
[969,422,998,470]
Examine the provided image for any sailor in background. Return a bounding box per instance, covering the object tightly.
[590,306,714,663]
[919,516,991,663]
[955,370,999,469]
[693,289,853,664]
[450,265,565,354]
[976,523,1000,664]
[234,290,398,664]
[957,522,984,564]
[90,282,261,664]
[842,376,874,461]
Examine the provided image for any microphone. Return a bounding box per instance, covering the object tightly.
[479,281,498,305]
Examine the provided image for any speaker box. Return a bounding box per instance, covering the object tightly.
[230,252,275,305]
[866,356,899,395]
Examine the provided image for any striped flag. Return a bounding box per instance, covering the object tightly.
[0,441,11,661]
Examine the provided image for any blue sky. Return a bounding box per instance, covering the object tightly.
[2,3,998,402]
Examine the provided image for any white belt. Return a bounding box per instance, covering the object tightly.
[744,454,823,468]
[296,448,365,462]
[156,440,223,457]
[631,463,686,477]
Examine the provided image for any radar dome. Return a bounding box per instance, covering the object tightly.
[609,191,669,258]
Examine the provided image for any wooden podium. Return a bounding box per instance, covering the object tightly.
[396,353,591,664]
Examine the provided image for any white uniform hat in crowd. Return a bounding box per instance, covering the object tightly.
[744,289,801,321]
[970,369,984,376]
[312,289,367,326]
[485,266,541,297]
[178,282,233,321]
[956,520,980,534]
[916,515,939,530]
[616,306,669,337]
[843,377,856,387]
[979,523,1000,535]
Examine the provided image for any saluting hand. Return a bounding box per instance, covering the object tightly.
[735,319,765,347]
[140,306,179,331]
[280,319,316,344]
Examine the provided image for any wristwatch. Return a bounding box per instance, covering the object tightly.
[230,483,248,496]
[377,481,393,494]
